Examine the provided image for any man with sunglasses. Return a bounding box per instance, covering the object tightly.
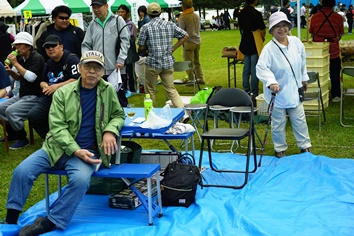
[3,51,125,235]
[36,5,85,62]
[27,34,80,140]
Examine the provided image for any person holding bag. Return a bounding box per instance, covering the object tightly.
[238,0,266,97]
[256,12,312,158]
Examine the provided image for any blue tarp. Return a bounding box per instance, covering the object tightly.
[1,151,354,235]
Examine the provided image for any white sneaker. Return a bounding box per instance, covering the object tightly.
[332,96,340,102]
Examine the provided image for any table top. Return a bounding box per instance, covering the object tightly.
[121,107,184,134]
[44,164,161,178]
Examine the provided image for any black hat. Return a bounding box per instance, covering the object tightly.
[43,34,62,48]
[91,0,107,6]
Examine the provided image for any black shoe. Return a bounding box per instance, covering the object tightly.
[301,148,311,153]
[275,151,286,158]
[0,136,17,142]
[19,217,55,236]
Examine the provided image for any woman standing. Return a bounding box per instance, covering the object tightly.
[118,4,137,96]
[137,5,150,30]
[256,12,312,158]
[136,5,151,93]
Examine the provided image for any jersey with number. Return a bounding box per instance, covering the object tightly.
[42,49,80,85]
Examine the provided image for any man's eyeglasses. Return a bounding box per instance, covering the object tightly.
[44,44,59,49]
[82,63,104,72]
[58,16,70,20]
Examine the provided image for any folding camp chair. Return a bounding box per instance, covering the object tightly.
[198,88,257,189]
[304,72,327,131]
[340,66,354,127]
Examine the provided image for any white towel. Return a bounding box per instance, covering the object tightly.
[165,122,195,134]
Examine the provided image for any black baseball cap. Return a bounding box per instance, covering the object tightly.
[43,34,62,48]
[91,0,107,6]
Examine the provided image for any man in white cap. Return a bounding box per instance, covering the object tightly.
[138,2,189,115]
[3,50,125,235]
[1,32,45,149]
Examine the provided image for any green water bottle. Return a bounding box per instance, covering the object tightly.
[144,94,153,120]
[4,50,18,66]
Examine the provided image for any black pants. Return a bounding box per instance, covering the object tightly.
[329,57,341,98]
[102,75,128,107]
[27,95,52,139]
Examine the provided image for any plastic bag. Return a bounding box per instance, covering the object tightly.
[141,104,172,129]
[190,87,213,104]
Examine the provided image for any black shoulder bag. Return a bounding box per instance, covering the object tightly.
[160,153,202,207]
[272,40,304,102]
[115,18,139,65]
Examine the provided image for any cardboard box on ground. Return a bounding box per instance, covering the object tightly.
[109,179,158,210]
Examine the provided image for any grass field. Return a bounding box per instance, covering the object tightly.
[1,27,354,219]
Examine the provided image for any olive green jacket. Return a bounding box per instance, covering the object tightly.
[42,77,125,167]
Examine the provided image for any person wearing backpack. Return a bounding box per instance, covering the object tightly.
[309,0,344,102]
[117,4,138,96]
[27,34,80,139]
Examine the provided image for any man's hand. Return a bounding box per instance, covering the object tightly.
[74,149,102,165]
[42,84,60,95]
[101,132,118,155]
[116,63,124,70]
[7,52,19,67]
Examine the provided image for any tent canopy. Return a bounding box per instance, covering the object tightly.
[14,0,90,16]
[14,0,180,17]
[0,0,16,17]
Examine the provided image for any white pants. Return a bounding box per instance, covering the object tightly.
[271,103,311,152]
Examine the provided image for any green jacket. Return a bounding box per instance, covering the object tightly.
[42,77,125,167]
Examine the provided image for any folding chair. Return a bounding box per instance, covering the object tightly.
[303,72,327,131]
[174,61,200,94]
[0,119,35,152]
[340,66,354,127]
[198,88,257,189]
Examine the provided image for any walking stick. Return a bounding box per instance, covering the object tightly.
[258,92,276,167]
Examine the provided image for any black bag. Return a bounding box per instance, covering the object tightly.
[298,87,305,102]
[87,141,142,195]
[115,19,139,65]
[160,153,201,207]
[206,86,222,103]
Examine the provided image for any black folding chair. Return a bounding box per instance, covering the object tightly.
[198,88,257,189]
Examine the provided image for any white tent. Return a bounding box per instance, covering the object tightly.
[0,0,16,17]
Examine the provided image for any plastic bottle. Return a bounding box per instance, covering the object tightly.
[4,50,18,66]
[144,94,153,120]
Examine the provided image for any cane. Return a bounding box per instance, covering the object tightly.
[258,92,276,167]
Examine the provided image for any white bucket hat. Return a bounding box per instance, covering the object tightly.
[268,12,293,33]
[12,32,33,46]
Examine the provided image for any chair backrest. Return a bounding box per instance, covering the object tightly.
[174,61,193,72]
[207,88,253,107]
[307,72,319,84]
[342,66,354,77]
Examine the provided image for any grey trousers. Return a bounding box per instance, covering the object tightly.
[0,94,39,131]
